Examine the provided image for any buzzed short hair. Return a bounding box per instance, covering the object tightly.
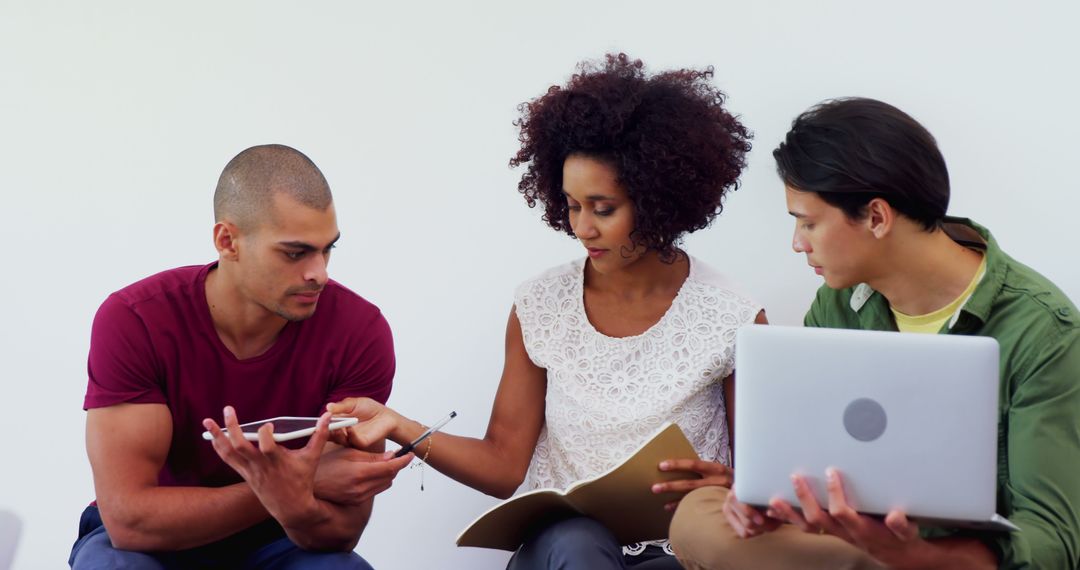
[213,144,333,231]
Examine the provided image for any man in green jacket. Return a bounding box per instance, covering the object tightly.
[669,98,1080,569]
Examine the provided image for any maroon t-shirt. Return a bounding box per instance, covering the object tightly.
[84,262,394,488]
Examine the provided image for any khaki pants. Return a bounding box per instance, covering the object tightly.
[669,487,886,570]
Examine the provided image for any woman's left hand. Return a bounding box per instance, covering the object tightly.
[651,459,733,511]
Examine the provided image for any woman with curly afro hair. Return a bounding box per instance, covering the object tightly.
[328,53,767,569]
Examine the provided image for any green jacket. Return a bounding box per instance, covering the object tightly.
[804,218,1080,569]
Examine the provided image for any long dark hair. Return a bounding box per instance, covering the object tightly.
[774,97,949,231]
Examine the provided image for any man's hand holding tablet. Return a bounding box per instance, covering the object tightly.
[203,407,415,518]
[201,415,358,443]
[202,407,338,529]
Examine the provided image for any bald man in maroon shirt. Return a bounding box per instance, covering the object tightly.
[69,145,413,570]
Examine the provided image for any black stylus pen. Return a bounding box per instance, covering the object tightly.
[394,411,457,457]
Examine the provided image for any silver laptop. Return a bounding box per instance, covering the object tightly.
[732,325,1017,532]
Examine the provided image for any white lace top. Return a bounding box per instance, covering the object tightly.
[513,255,762,555]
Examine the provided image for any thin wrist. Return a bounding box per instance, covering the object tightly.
[388,411,419,445]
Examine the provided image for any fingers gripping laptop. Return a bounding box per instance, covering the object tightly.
[732,325,1017,532]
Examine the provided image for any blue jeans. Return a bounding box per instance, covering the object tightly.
[506,517,681,570]
[68,506,374,570]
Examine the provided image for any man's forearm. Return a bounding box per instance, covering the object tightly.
[908,537,997,570]
[104,483,373,553]
[100,483,269,551]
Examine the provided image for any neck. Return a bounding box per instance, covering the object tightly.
[868,228,983,316]
[205,263,288,360]
[584,250,689,300]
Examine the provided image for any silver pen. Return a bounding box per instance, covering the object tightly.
[394,411,457,457]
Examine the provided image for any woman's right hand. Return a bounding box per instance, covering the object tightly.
[652,459,733,511]
[326,397,404,450]
[723,488,783,538]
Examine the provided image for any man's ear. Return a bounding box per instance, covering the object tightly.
[213,221,241,261]
[866,198,895,239]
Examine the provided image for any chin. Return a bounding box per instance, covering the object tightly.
[275,305,318,322]
[823,275,857,290]
[588,252,639,274]
[587,258,622,275]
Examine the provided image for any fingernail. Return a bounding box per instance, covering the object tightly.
[651,484,663,493]
[224,406,233,419]
[826,468,837,480]
[659,461,670,470]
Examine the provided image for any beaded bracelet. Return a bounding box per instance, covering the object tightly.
[419,432,432,491]
[409,424,434,491]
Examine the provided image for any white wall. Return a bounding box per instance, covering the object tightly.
[1,1,1077,568]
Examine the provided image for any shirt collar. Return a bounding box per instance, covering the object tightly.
[849,283,875,312]
[847,217,1003,330]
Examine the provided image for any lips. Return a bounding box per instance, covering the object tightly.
[291,291,321,303]
[586,247,608,259]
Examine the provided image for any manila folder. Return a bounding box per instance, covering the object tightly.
[456,422,702,551]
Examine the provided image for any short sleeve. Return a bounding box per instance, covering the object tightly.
[326,310,395,405]
[513,281,546,369]
[84,294,166,409]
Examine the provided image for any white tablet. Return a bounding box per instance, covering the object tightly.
[201,416,359,443]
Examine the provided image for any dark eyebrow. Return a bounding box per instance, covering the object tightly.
[278,233,341,251]
[562,190,618,201]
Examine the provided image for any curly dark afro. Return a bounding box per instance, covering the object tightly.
[510,53,752,260]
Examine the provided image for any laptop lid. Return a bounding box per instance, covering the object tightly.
[732,325,1003,526]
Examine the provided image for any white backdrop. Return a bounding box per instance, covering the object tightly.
[1,1,1078,568]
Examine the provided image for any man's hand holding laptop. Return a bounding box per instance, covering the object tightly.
[725,469,929,564]
[722,468,998,569]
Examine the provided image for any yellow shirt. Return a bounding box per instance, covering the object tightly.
[891,255,987,334]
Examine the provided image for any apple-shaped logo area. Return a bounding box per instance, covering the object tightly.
[843,398,887,442]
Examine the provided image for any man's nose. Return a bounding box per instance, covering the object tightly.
[304,257,329,286]
[792,232,811,254]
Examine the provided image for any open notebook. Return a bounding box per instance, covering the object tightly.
[456,422,703,551]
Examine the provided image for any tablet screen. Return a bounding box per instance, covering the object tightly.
[240,418,320,434]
